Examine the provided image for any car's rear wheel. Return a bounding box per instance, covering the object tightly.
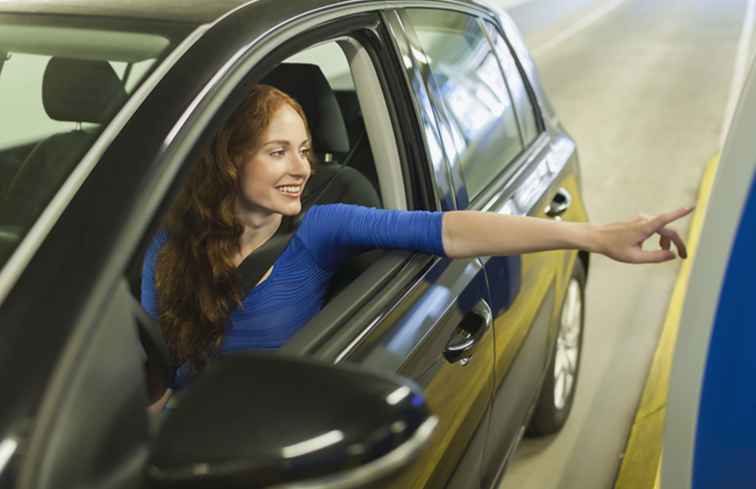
[527,259,586,436]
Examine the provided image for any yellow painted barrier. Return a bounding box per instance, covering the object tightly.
[613,155,720,489]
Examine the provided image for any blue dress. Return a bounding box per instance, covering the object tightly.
[141,203,446,388]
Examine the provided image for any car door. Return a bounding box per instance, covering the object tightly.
[397,6,589,486]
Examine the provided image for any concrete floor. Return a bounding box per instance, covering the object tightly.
[494,0,756,488]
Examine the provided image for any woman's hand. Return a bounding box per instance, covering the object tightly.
[592,207,695,263]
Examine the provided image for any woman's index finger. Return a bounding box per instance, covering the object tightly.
[650,206,695,230]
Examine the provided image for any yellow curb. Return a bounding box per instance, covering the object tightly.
[614,155,720,489]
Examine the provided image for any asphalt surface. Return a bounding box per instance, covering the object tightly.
[493,0,756,488]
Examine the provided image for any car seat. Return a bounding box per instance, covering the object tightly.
[0,57,126,231]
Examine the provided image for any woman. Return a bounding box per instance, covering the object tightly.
[142,84,692,408]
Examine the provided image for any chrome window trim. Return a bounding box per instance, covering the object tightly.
[0,23,212,305]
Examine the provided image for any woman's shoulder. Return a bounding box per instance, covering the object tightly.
[300,203,375,222]
[303,202,358,215]
[297,203,380,237]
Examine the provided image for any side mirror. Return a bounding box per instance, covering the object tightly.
[146,353,437,489]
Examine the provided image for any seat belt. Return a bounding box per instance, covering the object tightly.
[236,220,297,295]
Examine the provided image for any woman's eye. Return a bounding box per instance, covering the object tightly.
[270,149,285,158]
[300,148,311,157]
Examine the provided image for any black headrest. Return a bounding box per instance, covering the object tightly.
[42,57,127,123]
[261,63,350,154]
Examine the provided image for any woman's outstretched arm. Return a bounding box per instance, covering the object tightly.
[441,206,695,264]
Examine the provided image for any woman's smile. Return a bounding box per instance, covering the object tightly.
[276,184,303,197]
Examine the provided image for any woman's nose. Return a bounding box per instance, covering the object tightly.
[290,152,311,176]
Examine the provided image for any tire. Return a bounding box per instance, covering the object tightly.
[526,259,586,436]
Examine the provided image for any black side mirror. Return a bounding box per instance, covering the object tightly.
[146,353,437,489]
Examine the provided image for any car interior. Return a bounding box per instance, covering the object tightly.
[1,57,124,229]
[0,27,162,265]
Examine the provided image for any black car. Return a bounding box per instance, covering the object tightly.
[0,1,590,488]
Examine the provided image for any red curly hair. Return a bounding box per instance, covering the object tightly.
[154,84,311,371]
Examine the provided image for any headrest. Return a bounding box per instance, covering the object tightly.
[261,63,350,154]
[42,57,127,123]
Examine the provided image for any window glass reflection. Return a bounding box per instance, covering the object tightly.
[404,9,523,201]
[484,21,539,146]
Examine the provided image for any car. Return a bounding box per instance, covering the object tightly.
[0,1,591,488]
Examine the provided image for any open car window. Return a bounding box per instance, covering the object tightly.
[126,31,412,387]
[0,16,179,269]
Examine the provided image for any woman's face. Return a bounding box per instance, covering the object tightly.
[237,103,312,217]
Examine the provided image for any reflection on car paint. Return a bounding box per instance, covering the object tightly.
[363,258,488,370]
[513,138,574,213]
[385,284,452,358]
[482,255,522,314]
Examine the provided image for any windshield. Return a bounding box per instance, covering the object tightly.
[0,15,184,268]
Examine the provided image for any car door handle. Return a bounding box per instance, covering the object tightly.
[444,299,493,365]
[545,187,572,218]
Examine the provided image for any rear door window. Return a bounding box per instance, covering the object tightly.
[403,8,523,200]
[483,21,540,146]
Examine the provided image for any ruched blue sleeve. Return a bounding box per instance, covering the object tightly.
[140,231,168,320]
[296,204,446,271]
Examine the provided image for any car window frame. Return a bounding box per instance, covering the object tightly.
[113,7,443,362]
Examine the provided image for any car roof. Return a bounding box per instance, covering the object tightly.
[0,0,493,25]
[0,0,274,25]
